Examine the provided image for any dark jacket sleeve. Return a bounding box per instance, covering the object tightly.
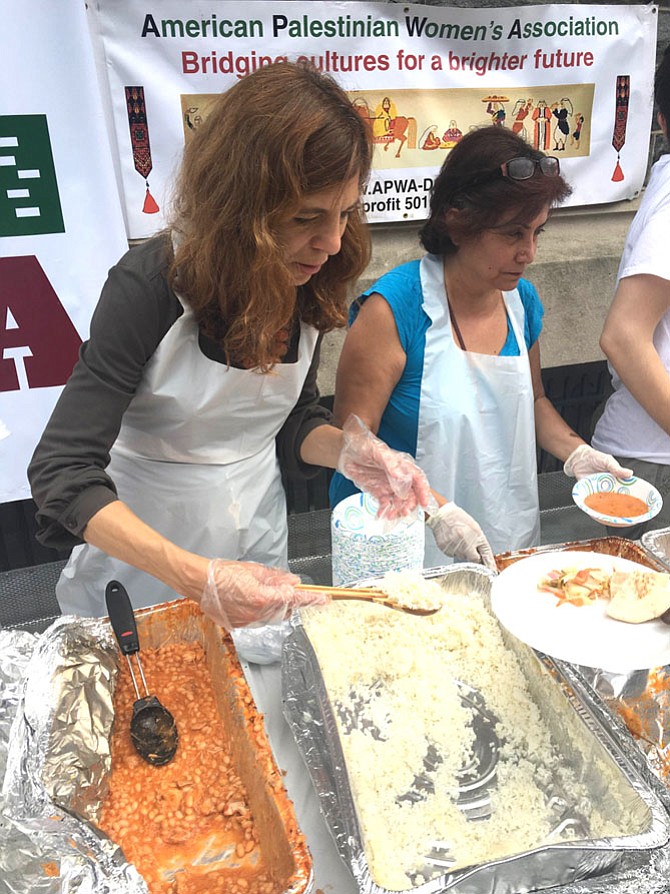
[275,334,333,479]
[28,236,181,550]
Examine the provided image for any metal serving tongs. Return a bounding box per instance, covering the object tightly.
[296,584,439,617]
[105,580,179,766]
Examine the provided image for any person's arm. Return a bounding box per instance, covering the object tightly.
[84,500,326,628]
[296,297,431,517]
[518,277,628,476]
[29,239,179,551]
[600,273,670,436]
[314,293,494,564]
[28,242,220,600]
[275,334,333,477]
[27,251,205,597]
[530,339,632,479]
[331,293,406,433]
[529,341,586,461]
[29,243,319,625]
[293,292,407,471]
[83,501,210,600]
[299,414,432,519]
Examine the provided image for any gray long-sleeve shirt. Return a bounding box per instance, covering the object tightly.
[28,234,331,551]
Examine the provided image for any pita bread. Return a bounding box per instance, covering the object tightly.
[606,570,670,624]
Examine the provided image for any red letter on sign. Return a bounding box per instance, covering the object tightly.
[0,255,82,392]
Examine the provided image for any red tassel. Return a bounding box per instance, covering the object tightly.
[142,185,160,214]
[611,157,624,182]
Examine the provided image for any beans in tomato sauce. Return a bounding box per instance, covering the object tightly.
[98,642,281,894]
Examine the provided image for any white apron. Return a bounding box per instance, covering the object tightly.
[416,254,540,567]
[57,296,318,616]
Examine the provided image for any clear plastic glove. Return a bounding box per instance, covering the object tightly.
[426,502,497,570]
[337,414,432,520]
[200,560,329,630]
[563,444,634,480]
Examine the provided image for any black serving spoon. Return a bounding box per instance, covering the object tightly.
[105,580,178,766]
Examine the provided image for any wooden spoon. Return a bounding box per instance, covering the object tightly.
[296,584,439,617]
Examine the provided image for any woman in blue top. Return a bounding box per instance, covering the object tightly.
[330,126,630,566]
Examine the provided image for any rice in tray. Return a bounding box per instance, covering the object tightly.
[378,569,447,610]
[301,573,623,890]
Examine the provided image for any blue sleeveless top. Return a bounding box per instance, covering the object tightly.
[329,260,544,507]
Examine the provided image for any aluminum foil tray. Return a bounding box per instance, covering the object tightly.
[641,527,670,572]
[282,566,670,894]
[116,598,313,893]
[531,530,670,832]
[0,599,312,894]
[496,535,670,573]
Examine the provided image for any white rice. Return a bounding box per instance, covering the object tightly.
[302,571,622,889]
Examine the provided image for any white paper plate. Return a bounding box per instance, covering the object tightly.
[572,472,662,527]
[490,550,670,672]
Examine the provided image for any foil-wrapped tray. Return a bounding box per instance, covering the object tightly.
[641,527,670,572]
[113,598,313,893]
[282,565,670,894]
[511,532,670,831]
[496,535,670,573]
[0,598,312,894]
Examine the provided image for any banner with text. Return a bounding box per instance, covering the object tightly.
[0,0,128,503]
[88,0,658,238]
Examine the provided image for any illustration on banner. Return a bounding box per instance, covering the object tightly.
[179,82,597,174]
[348,83,595,168]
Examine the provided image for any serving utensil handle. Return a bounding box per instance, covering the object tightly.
[105,580,140,656]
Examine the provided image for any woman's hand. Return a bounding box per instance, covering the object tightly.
[426,502,497,570]
[563,444,633,480]
[336,414,432,519]
[199,560,329,630]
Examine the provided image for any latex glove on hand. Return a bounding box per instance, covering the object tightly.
[337,414,432,520]
[200,560,329,630]
[563,444,634,481]
[426,502,497,571]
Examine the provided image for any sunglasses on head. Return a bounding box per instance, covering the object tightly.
[501,155,560,180]
[452,155,560,199]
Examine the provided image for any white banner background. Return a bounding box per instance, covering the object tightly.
[88,0,658,238]
[0,0,128,503]
[0,1,659,503]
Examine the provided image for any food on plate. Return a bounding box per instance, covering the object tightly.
[538,566,612,606]
[583,491,649,519]
[607,570,670,624]
[538,565,670,624]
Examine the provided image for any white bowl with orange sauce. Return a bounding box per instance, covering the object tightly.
[572,472,663,528]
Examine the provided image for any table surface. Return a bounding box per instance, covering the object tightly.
[244,660,359,894]
[0,471,607,633]
[1,474,666,893]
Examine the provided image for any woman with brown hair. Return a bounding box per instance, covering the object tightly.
[329,125,631,566]
[28,61,431,626]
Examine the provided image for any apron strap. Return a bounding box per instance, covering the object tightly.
[446,298,467,351]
